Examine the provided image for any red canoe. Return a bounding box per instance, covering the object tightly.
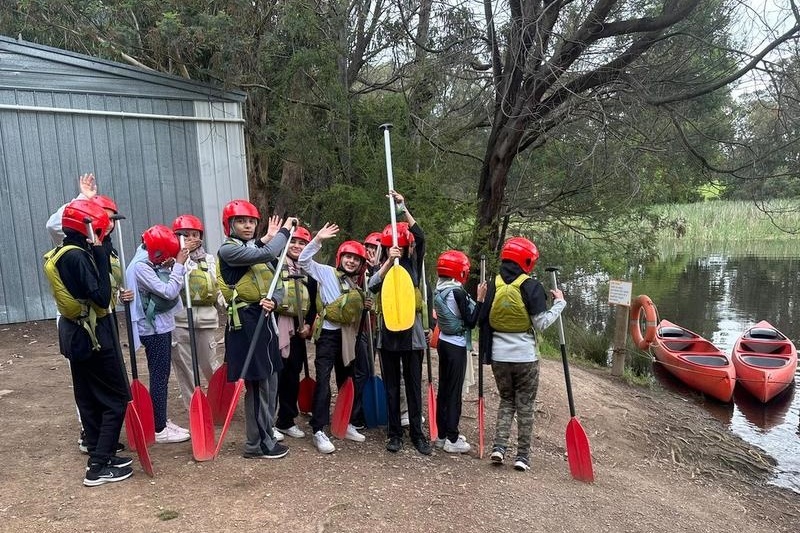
[651,320,736,403]
[732,321,797,403]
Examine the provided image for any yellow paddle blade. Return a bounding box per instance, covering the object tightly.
[382,265,416,331]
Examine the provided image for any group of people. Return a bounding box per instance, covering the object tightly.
[43,174,566,487]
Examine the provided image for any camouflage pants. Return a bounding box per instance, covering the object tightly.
[491,360,540,456]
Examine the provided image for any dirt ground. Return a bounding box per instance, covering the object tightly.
[0,320,798,533]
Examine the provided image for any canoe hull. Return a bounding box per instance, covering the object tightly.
[732,321,797,403]
[651,320,736,403]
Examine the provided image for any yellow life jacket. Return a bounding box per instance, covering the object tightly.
[43,245,109,350]
[488,274,531,333]
[216,238,281,330]
[181,257,217,307]
[313,273,364,340]
[277,266,309,317]
[110,253,122,301]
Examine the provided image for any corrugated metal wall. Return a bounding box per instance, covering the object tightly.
[0,40,247,324]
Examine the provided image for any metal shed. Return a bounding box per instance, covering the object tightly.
[0,35,249,324]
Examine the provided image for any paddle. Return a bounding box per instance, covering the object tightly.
[114,218,156,447]
[289,271,315,414]
[546,267,595,483]
[331,300,368,439]
[181,236,215,461]
[91,217,154,476]
[478,255,486,459]
[214,223,296,458]
[420,263,438,442]
[379,123,415,331]
[207,359,235,424]
[362,276,387,427]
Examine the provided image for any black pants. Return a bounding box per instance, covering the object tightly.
[435,339,467,441]
[381,348,423,440]
[70,348,128,466]
[310,329,353,432]
[350,333,370,427]
[275,334,307,429]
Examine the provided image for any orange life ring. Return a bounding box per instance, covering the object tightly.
[629,295,658,350]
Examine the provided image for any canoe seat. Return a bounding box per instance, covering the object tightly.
[739,341,791,355]
[745,328,782,340]
[684,354,729,367]
[664,340,693,351]
[659,327,691,339]
[741,355,789,368]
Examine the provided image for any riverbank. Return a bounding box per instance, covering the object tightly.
[0,320,797,532]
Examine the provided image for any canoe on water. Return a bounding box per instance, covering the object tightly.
[732,321,797,403]
[650,319,736,403]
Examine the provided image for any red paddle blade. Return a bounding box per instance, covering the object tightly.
[331,378,354,439]
[213,380,244,458]
[208,364,236,425]
[566,417,594,482]
[477,398,485,459]
[130,380,155,446]
[427,382,438,442]
[298,377,316,414]
[124,402,154,477]
[190,388,216,462]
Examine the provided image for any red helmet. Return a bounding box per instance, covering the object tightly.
[380,222,415,247]
[92,195,118,214]
[336,240,368,274]
[62,199,112,242]
[142,224,180,264]
[172,214,204,235]
[293,226,312,244]
[363,232,382,248]
[437,250,471,284]
[221,199,260,236]
[501,237,539,273]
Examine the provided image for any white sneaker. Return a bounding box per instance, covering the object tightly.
[344,424,366,443]
[166,419,190,435]
[278,425,305,438]
[313,431,335,454]
[443,435,471,454]
[400,414,424,427]
[272,428,285,442]
[155,426,190,444]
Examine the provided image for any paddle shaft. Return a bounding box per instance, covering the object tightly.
[238,224,296,381]
[178,236,203,388]
[546,267,577,418]
[478,255,486,397]
[380,123,400,266]
[113,219,142,379]
[420,263,433,383]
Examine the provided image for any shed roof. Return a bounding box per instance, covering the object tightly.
[0,35,247,103]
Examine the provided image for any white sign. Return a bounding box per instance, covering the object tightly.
[608,280,633,306]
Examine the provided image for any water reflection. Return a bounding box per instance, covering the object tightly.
[567,252,800,492]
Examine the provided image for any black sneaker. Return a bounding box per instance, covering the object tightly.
[490,445,506,465]
[412,437,432,456]
[86,456,133,470]
[83,465,133,487]
[385,437,403,453]
[513,455,530,471]
[243,443,289,459]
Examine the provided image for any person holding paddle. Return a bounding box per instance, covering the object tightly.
[42,199,133,486]
[273,225,317,439]
[368,191,432,455]
[170,214,226,412]
[217,200,294,459]
[126,225,191,444]
[297,223,369,454]
[433,250,486,453]
[478,237,566,471]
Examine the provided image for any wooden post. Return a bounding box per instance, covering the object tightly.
[611,304,629,376]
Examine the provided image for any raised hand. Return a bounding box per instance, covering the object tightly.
[315,222,339,241]
[266,215,282,239]
[79,173,97,199]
